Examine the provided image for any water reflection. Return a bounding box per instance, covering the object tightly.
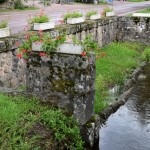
[99,64,150,150]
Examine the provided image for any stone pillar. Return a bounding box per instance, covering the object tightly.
[26,52,95,125]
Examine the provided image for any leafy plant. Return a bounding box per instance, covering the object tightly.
[102,7,113,17]
[86,10,98,19]
[0,20,8,29]
[73,34,102,57]
[63,12,83,22]
[17,31,66,59]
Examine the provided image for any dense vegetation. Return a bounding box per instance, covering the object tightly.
[0,94,84,150]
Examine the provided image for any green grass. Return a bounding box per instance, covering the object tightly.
[0,6,38,12]
[137,7,150,13]
[95,42,144,113]
[0,93,83,150]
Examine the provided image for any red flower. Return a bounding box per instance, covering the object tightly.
[39,52,46,57]
[101,52,106,57]
[81,51,86,57]
[15,41,20,46]
[21,49,27,53]
[16,53,22,59]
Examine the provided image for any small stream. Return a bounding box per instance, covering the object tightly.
[99,64,150,150]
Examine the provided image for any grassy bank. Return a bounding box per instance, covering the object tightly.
[95,42,145,113]
[0,94,83,149]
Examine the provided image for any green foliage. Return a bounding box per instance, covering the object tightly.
[41,109,84,149]
[137,7,150,13]
[0,20,8,29]
[14,0,25,9]
[17,31,66,59]
[141,47,150,61]
[86,10,98,19]
[0,93,84,149]
[42,34,66,53]
[63,12,83,22]
[30,14,49,23]
[102,7,113,17]
[95,42,143,113]
[73,34,101,56]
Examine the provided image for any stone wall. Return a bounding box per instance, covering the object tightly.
[0,38,26,91]
[117,17,150,45]
[26,52,95,125]
[0,0,14,10]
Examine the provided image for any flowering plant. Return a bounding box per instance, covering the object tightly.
[29,10,49,24]
[73,34,106,58]
[16,30,66,59]
[86,10,98,19]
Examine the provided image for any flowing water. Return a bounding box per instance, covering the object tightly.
[99,64,150,150]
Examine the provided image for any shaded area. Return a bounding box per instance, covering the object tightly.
[99,63,150,150]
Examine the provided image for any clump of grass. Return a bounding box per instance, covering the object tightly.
[95,42,144,113]
[0,93,84,149]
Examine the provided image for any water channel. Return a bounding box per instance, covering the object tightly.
[99,64,150,150]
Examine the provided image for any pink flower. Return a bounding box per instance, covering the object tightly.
[39,52,46,57]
